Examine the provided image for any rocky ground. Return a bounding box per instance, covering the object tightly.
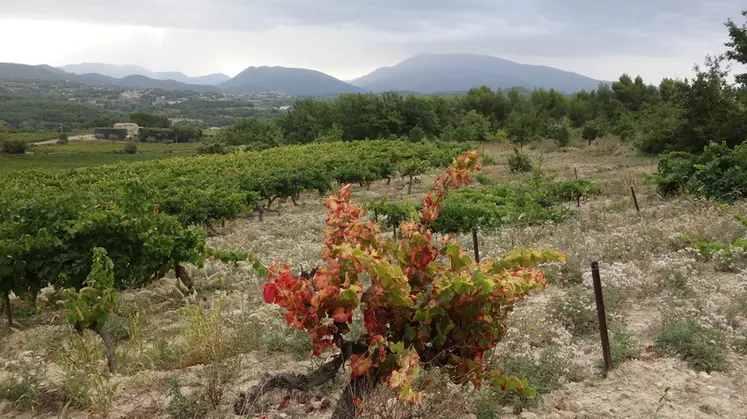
[1,138,746,419]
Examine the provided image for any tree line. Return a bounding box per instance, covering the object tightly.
[205,11,747,155]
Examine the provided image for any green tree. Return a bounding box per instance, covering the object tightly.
[582,121,602,146]
[58,132,69,144]
[129,112,171,128]
[408,126,425,142]
[1,138,28,154]
[725,11,747,86]
[218,118,284,150]
[548,118,572,147]
[454,110,490,142]
[277,98,334,144]
[504,110,540,148]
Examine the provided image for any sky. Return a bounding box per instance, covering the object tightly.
[0,0,744,83]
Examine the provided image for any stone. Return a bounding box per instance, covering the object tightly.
[461,414,477,419]
[698,371,711,380]
[570,401,584,412]
[619,392,631,400]
[555,400,569,411]
[685,382,700,393]
[560,412,576,419]
[688,370,697,378]
[520,412,538,419]
[664,390,676,402]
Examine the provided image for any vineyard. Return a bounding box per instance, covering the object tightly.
[1,138,747,418]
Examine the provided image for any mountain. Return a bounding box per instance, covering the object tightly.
[60,63,231,85]
[190,73,232,85]
[0,63,220,92]
[113,75,220,93]
[221,66,362,96]
[350,54,602,94]
[0,63,77,81]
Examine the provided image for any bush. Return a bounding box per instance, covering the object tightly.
[649,141,747,201]
[603,327,638,370]
[58,132,69,145]
[506,147,532,173]
[483,346,574,413]
[654,314,726,372]
[197,141,227,155]
[1,138,29,154]
[123,142,138,154]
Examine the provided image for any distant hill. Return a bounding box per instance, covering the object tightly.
[0,63,76,82]
[350,53,602,94]
[221,66,362,96]
[0,63,220,93]
[60,63,231,86]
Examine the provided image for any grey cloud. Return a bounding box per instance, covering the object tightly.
[2,0,744,81]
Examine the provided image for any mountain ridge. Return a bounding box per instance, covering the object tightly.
[220,65,363,96]
[60,63,231,86]
[350,53,603,93]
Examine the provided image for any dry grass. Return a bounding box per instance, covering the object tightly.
[2,138,747,418]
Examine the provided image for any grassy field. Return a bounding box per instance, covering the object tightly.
[3,131,89,144]
[1,138,746,419]
[0,140,199,173]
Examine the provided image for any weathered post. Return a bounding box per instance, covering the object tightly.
[592,261,613,376]
[630,186,640,214]
[472,229,480,263]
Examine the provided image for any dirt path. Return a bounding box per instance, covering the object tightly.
[32,134,99,145]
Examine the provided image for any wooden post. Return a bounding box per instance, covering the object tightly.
[472,229,480,263]
[2,290,12,328]
[393,224,397,240]
[630,186,640,214]
[591,262,613,376]
[574,167,579,181]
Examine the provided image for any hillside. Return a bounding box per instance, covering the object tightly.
[61,63,231,85]
[350,53,603,94]
[221,66,362,96]
[0,63,76,82]
[0,63,220,92]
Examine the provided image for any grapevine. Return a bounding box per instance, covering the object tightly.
[237,150,567,417]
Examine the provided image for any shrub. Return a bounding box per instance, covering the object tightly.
[168,376,208,419]
[603,327,638,370]
[1,138,28,154]
[236,152,568,416]
[58,132,69,145]
[0,363,43,409]
[654,314,726,372]
[484,346,574,413]
[123,142,138,154]
[649,141,747,201]
[506,147,532,173]
[197,141,227,155]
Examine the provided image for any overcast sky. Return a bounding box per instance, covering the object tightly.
[1,0,744,83]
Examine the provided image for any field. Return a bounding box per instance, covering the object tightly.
[0,138,746,419]
[4,131,89,144]
[0,140,199,173]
